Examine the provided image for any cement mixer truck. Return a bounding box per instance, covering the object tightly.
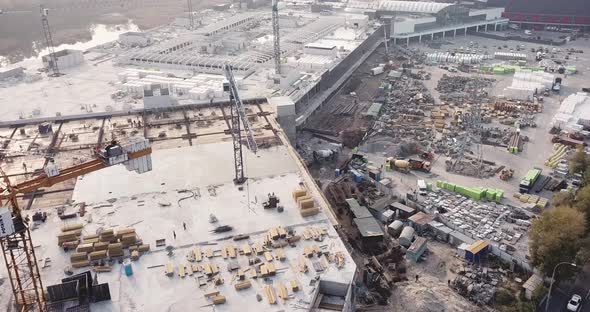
[386,158,431,173]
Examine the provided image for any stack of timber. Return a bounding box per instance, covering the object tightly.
[293,188,319,217]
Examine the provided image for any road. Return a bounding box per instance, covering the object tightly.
[540,264,590,312]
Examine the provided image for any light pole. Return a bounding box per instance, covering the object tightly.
[545,262,577,312]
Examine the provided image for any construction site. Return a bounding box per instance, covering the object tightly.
[0,0,590,311]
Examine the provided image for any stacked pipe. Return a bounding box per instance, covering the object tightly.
[507,131,521,154]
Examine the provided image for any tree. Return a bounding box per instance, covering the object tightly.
[496,289,516,306]
[574,185,590,228]
[569,147,589,174]
[552,191,574,207]
[529,207,587,279]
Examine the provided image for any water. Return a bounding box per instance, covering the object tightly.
[1,21,139,67]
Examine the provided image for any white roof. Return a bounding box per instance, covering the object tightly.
[348,0,453,14]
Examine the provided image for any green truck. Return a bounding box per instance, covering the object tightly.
[519,168,541,193]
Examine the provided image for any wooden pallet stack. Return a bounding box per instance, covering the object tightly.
[293,188,319,217]
[58,224,84,248]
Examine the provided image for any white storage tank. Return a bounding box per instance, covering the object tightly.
[388,220,404,237]
[399,226,415,247]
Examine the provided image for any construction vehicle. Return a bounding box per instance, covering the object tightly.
[386,158,431,173]
[553,77,562,93]
[0,139,152,312]
[551,135,587,148]
[519,167,542,193]
[313,149,337,162]
[500,168,514,181]
[417,180,428,195]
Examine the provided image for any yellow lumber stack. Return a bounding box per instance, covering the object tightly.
[76,243,94,253]
[264,285,277,305]
[277,283,288,303]
[61,224,83,232]
[70,252,88,262]
[234,280,252,290]
[108,243,124,257]
[165,262,174,276]
[93,242,109,251]
[88,250,107,261]
[99,229,116,243]
[212,295,226,305]
[292,189,307,202]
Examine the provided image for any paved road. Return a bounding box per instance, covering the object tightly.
[540,265,590,312]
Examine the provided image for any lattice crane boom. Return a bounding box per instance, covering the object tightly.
[223,65,258,184]
[272,0,281,75]
[40,6,60,77]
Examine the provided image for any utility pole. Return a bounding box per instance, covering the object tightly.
[383,23,388,55]
[40,6,60,77]
[187,0,194,29]
[272,0,281,75]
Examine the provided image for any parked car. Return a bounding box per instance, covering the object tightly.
[567,294,581,312]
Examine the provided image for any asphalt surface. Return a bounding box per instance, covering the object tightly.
[540,265,590,312]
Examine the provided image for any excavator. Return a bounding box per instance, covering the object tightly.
[0,138,152,312]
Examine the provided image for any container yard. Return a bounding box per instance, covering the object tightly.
[1,1,590,312]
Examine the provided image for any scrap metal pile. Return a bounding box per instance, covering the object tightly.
[436,75,495,104]
[367,75,436,149]
[422,191,530,246]
[451,266,505,306]
[482,99,541,128]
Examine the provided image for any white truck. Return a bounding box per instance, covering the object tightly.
[417,180,427,195]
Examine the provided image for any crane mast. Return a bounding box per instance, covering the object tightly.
[272,0,281,75]
[40,6,60,77]
[223,65,258,184]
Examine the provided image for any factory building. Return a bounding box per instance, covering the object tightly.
[488,0,590,28]
[42,49,84,70]
[119,32,152,47]
[0,67,24,81]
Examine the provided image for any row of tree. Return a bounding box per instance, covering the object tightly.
[529,148,590,280]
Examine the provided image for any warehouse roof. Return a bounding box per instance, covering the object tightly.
[348,0,454,14]
[391,202,415,214]
[363,103,383,117]
[408,211,433,225]
[346,198,373,219]
[354,217,385,237]
[522,274,543,293]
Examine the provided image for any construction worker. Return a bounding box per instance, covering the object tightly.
[415,274,419,282]
[173,230,176,239]
[183,222,187,230]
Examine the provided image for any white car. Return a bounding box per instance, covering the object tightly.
[567,294,582,312]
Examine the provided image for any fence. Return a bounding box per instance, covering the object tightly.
[437,215,534,272]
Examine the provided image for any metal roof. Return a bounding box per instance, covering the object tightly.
[346,198,373,219]
[522,274,543,292]
[363,103,383,118]
[466,240,489,254]
[353,217,385,237]
[347,1,454,14]
[391,202,415,214]
[408,211,433,225]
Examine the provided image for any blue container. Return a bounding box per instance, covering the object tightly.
[335,169,341,177]
[124,260,133,276]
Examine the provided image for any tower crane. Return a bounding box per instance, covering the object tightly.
[0,139,152,312]
[222,65,258,184]
[272,0,281,75]
[40,6,60,77]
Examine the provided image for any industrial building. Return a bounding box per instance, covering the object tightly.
[346,0,509,45]
[119,31,153,47]
[488,0,590,28]
[41,49,84,70]
[0,66,24,81]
